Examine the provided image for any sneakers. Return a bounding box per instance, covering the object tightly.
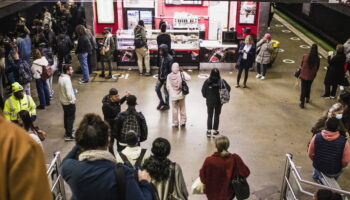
[160,104,170,110]
[99,73,105,78]
[79,80,89,84]
[299,103,305,109]
[144,72,151,76]
[213,130,220,136]
[64,135,75,141]
[256,74,262,79]
[106,74,112,79]
[139,72,143,76]
[330,96,336,99]
[157,102,163,110]
[206,130,211,138]
[235,85,240,88]
[180,124,186,128]
[260,76,265,80]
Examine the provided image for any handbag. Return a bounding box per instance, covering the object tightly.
[36,63,53,81]
[231,155,250,200]
[181,72,189,95]
[33,126,47,141]
[191,177,205,194]
[294,68,301,78]
[219,79,230,104]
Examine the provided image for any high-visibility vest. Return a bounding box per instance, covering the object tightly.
[3,95,36,121]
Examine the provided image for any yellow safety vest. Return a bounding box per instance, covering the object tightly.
[3,94,36,121]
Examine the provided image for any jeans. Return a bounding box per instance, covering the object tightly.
[36,79,50,106]
[256,62,268,76]
[135,47,150,73]
[300,79,313,104]
[62,104,76,136]
[237,67,249,86]
[312,168,341,180]
[78,53,89,82]
[58,53,72,72]
[207,104,222,130]
[155,80,169,106]
[324,84,338,97]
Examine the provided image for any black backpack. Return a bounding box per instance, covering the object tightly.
[121,113,141,143]
[57,36,69,54]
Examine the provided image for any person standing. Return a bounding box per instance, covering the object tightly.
[58,64,76,141]
[299,44,320,108]
[134,20,151,76]
[86,26,98,74]
[43,24,56,51]
[75,25,92,84]
[323,44,346,98]
[200,136,250,200]
[15,23,31,63]
[236,35,256,88]
[166,63,191,127]
[99,30,115,79]
[201,68,231,137]
[255,33,274,80]
[156,44,174,110]
[56,29,73,74]
[157,23,172,67]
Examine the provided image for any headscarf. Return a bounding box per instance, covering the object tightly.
[168,63,182,94]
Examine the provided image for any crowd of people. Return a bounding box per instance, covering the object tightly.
[1,1,350,200]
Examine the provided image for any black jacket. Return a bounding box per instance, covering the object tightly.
[324,54,346,85]
[157,33,171,52]
[102,95,126,123]
[113,107,148,143]
[76,35,92,54]
[56,33,73,55]
[201,78,231,106]
[158,44,174,81]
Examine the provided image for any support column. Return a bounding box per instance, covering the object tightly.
[84,2,94,33]
[258,2,271,39]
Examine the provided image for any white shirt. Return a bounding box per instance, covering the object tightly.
[115,146,151,167]
[243,44,252,60]
[58,74,76,105]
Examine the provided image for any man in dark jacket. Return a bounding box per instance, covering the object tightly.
[43,24,56,51]
[102,88,127,154]
[113,95,148,152]
[56,29,73,73]
[156,23,171,68]
[156,44,173,110]
[60,113,154,200]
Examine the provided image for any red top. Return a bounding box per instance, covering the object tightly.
[200,153,250,200]
[300,53,320,81]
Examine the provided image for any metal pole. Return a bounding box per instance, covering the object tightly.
[54,151,67,200]
[280,153,293,200]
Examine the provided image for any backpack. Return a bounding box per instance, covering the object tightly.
[41,65,53,81]
[121,113,141,142]
[57,36,69,54]
[18,60,32,85]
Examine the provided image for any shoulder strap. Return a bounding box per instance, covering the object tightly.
[115,163,126,200]
[118,152,133,168]
[168,162,176,197]
[135,149,147,167]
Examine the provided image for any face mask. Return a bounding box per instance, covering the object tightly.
[336,114,343,119]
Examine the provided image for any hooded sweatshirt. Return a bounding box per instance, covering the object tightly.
[31,56,49,79]
[158,44,174,81]
[308,130,350,167]
[166,63,191,101]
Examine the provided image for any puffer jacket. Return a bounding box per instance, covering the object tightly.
[344,39,350,63]
[158,44,174,82]
[31,56,49,80]
[255,39,274,64]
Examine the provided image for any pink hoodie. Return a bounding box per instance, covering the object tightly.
[308,130,350,167]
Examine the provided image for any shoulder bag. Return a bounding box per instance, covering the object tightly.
[33,126,47,141]
[294,68,301,78]
[181,72,189,95]
[231,155,250,200]
[219,79,230,104]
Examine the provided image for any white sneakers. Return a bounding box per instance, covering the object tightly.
[256,74,265,80]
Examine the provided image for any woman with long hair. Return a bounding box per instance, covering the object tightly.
[200,135,250,200]
[299,44,320,108]
[75,24,92,84]
[236,35,256,88]
[18,110,43,149]
[201,68,231,137]
[142,137,188,200]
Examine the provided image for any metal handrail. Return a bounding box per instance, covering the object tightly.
[47,151,66,200]
[280,153,350,200]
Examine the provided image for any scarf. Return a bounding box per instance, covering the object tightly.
[78,150,116,163]
[168,63,182,94]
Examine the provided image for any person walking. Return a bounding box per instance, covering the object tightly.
[60,113,155,200]
[166,63,191,127]
[3,82,36,123]
[58,65,76,141]
[134,20,151,76]
[31,49,51,109]
[99,30,115,79]
[255,33,274,80]
[156,44,174,110]
[200,136,250,200]
[323,44,347,98]
[75,25,92,84]
[56,29,73,74]
[236,35,256,88]
[308,117,350,181]
[142,137,188,200]
[17,110,44,150]
[201,68,231,137]
[299,44,320,108]
[113,95,148,152]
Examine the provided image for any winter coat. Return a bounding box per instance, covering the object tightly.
[158,44,174,82]
[0,115,52,200]
[201,78,231,106]
[31,56,49,80]
[157,33,171,52]
[56,33,73,55]
[76,35,92,54]
[60,146,155,200]
[237,43,256,69]
[255,39,273,64]
[344,39,350,63]
[43,30,56,49]
[300,53,320,81]
[324,53,346,85]
[134,25,147,47]
[6,58,30,85]
[166,72,191,101]
[200,153,250,200]
[102,94,126,124]
[311,110,347,137]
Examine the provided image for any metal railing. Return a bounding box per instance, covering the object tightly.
[47,151,66,200]
[280,153,350,200]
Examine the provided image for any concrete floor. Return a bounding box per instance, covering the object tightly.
[33,18,350,199]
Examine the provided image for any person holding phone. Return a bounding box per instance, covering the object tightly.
[236,35,256,88]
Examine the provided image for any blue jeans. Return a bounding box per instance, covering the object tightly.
[78,53,89,82]
[36,79,51,106]
[312,168,341,180]
[155,80,169,106]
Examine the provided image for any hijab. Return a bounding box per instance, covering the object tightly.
[168,63,182,94]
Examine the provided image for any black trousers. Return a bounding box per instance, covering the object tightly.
[62,104,76,136]
[207,104,222,130]
[237,67,249,86]
[58,53,72,73]
[300,79,313,103]
[324,84,338,97]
